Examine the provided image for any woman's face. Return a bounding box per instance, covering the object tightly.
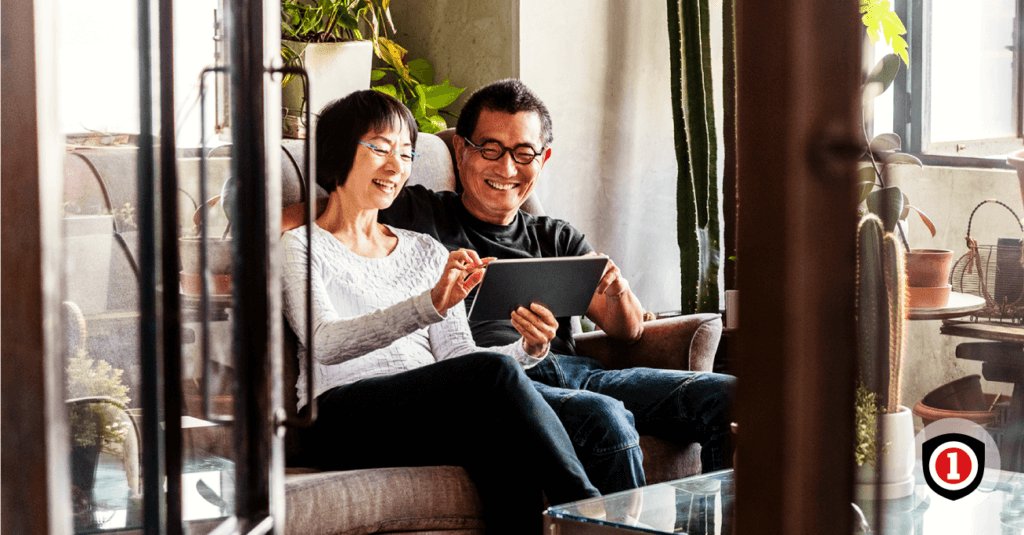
[339,121,413,211]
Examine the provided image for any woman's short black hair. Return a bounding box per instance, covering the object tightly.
[315,90,418,192]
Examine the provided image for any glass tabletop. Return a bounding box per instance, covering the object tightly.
[544,468,1024,534]
[74,450,234,533]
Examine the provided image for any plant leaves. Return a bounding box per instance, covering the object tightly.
[884,152,923,167]
[422,79,465,110]
[371,84,398,99]
[407,58,434,85]
[370,69,387,81]
[869,133,901,152]
[862,54,901,102]
[417,113,448,134]
[907,205,937,237]
[865,186,905,233]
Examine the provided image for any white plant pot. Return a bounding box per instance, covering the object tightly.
[63,215,115,314]
[854,405,916,501]
[282,40,373,121]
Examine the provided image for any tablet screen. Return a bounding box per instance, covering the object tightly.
[467,256,608,321]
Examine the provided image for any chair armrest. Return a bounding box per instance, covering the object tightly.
[572,313,722,372]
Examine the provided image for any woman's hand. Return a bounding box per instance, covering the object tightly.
[511,303,558,358]
[431,249,494,315]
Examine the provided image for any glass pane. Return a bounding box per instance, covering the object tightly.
[58,0,237,531]
[58,0,145,530]
[929,0,1017,142]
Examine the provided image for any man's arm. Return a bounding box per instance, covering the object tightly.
[584,256,645,343]
[281,197,329,233]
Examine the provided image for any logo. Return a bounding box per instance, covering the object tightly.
[921,433,985,501]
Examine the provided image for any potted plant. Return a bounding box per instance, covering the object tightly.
[280,0,392,136]
[180,178,234,295]
[64,301,138,511]
[859,54,950,306]
[370,42,465,133]
[854,215,915,502]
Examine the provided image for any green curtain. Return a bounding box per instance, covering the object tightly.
[668,0,721,314]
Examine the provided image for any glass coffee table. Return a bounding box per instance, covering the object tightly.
[544,468,1024,534]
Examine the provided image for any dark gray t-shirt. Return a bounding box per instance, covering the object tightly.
[378,185,594,355]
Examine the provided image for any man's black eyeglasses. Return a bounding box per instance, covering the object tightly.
[461,137,545,165]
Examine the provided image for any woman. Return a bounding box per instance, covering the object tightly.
[280,90,599,532]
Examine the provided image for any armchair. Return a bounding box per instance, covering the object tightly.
[279,132,723,534]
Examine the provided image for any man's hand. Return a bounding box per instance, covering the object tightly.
[592,253,631,299]
[431,250,494,316]
[585,252,645,343]
[510,303,557,358]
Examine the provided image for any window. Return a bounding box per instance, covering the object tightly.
[873,0,1023,166]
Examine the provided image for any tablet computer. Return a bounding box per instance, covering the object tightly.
[467,256,608,322]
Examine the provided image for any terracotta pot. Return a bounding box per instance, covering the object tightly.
[907,284,951,308]
[180,271,232,295]
[905,249,954,287]
[913,393,1007,427]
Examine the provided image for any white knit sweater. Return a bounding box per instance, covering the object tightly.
[281,224,543,410]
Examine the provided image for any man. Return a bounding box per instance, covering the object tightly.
[286,79,735,494]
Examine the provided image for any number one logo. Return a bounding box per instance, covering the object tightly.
[946,451,959,480]
[923,433,986,501]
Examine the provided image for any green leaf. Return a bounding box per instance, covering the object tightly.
[865,186,905,233]
[410,84,429,117]
[891,35,909,66]
[870,133,901,152]
[372,84,398,98]
[370,69,387,81]
[884,152,923,167]
[407,58,434,85]
[422,80,465,110]
[862,54,901,102]
[417,113,448,134]
[858,167,878,203]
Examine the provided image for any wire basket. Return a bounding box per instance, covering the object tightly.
[949,200,1024,323]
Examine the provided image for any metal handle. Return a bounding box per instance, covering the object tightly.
[199,66,232,423]
[966,199,1024,239]
[270,65,317,428]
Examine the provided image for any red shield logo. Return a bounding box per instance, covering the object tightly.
[921,433,986,501]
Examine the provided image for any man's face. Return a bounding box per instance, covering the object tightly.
[454,109,551,225]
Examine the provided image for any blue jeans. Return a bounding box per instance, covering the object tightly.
[310,352,599,534]
[526,353,736,493]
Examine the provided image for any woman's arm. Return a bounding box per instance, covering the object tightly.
[281,230,443,365]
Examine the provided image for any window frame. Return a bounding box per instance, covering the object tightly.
[892,0,1024,169]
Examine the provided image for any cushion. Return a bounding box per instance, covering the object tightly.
[284,466,485,535]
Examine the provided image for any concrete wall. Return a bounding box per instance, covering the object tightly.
[386,0,520,123]
[889,165,1019,430]
[388,0,725,314]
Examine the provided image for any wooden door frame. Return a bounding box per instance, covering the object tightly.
[734,0,862,532]
[2,0,74,532]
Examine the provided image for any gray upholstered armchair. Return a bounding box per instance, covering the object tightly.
[279,132,723,535]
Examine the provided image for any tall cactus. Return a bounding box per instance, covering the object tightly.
[856,214,907,414]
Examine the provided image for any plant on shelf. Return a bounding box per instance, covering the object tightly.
[370,40,465,133]
[280,0,392,88]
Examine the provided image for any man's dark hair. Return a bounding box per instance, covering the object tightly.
[455,79,553,148]
[315,90,418,192]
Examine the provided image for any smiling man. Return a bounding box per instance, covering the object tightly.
[286,79,736,493]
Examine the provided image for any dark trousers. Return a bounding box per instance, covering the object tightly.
[310,352,600,534]
[527,354,736,493]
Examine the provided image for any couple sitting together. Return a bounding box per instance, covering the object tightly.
[279,79,736,533]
